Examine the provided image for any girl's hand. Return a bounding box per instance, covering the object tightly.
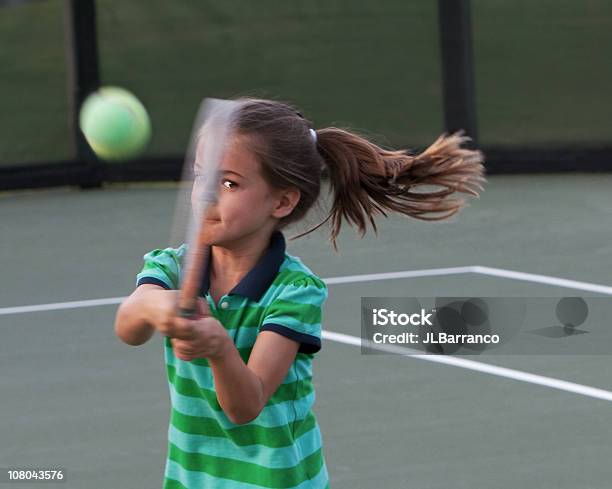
[141,289,182,337]
[142,289,211,340]
[171,316,230,362]
[140,288,228,360]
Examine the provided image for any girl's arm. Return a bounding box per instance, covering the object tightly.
[208,331,300,425]
[114,284,175,345]
[117,287,299,423]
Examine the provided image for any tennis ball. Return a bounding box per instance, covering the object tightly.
[79,86,151,161]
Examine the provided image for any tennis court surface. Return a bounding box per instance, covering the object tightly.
[1,173,611,488]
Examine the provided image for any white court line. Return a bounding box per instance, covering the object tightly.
[0,297,124,316]
[324,265,612,295]
[323,331,612,403]
[2,266,612,403]
[472,265,612,295]
[323,266,476,285]
[0,266,477,316]
[4,265,610,316]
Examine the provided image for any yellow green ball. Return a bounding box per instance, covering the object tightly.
[79,86,151,161]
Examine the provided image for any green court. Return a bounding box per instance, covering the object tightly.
[1,173,611,488]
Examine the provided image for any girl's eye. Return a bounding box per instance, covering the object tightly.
[222,179,237,189]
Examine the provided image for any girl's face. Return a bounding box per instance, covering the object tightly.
[191,136,298,247]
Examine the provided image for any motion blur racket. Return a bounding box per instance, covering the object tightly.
[172,98,243,320]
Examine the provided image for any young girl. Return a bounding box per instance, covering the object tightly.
[114,97,485,489]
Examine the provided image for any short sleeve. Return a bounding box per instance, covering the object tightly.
[260,275,328,354]
[135,245,186,290]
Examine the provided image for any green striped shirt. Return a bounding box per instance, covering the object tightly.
[136,231,330,488]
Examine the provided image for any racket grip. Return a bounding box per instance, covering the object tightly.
[178,306,198,320]
[178,244,211,320]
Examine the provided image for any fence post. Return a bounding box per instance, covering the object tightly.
[64,0,102,188]
[438,0,478,147]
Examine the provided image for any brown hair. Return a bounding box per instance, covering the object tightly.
[233,97,486,251]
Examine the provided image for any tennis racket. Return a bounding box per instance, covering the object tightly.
[175,98,243,320]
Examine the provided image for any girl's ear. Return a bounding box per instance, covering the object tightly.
[271,188,301,219]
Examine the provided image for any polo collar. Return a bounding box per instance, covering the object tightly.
[200,231,286,302]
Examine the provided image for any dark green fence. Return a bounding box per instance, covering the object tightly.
[1,0,611,189]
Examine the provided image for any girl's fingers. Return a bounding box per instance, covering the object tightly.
[171,318,196,340]
[172,339,194,353]
[175,350,193,361]
[174,349,194,361]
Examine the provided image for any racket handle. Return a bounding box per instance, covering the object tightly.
[178,244,211,320]
[178,306,198,320]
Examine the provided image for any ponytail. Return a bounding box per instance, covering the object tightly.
[296,128,486,250]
